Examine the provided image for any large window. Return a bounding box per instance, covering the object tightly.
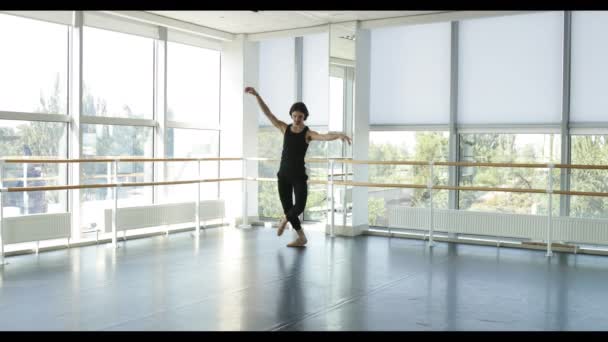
[0,14,69,218]
[256,37,296,220]
[0,11,224,248]
[166,40,221,204]
[568,11,608,219]
[83,26,154,119]
[369,131,449,226]
[459,133,560,215]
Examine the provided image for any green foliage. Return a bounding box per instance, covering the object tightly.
[459,133,560,215]
[367,131,449,224]
[368,197,386,226]
[570,135,608,218]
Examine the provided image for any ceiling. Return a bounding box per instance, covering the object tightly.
[147,11,445,34]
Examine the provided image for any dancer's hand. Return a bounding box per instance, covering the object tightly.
[341,134,352,145]
[244,86,259,97]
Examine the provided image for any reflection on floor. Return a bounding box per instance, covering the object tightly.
[0,224,607,331]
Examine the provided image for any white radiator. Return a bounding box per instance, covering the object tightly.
[104,200,225,233]
[388,206,608,244]
[2,212,71,244]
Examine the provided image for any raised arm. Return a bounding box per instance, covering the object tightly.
[307,130,352,145]
[244,87,288,134]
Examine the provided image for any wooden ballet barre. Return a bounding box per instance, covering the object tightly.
[7,176,606,198]
[554,190,608,198]
[118,177,243,187]
[1,158,117,163]
[338,160,430,166]
[328,180,608,197]
[0,157,244,163]
[434,161,608,170]
[245,157,279,162]
[5,183,117,192]
[329,159,608,171]
[1,157,606,171]
[332,180,427,189]
[2,177,243,192]
[554,163,608,170]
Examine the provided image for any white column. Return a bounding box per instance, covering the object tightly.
[428,161,435,248]
[238,158,251,229]
[155,27,168,203]
[350,24,371,236]
[112,160,118,248]
[69,11,83,241]
[0,161,6,266]
[220,35,259,226]
[330,159,335,237]
[546,164,554,257]
[22,164,28,215]
[194,160,201,236]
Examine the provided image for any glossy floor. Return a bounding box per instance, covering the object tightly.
[0,226,607,331]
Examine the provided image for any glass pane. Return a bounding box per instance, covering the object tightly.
[80,124,153,234]
[0,120,67,216]
[83,27,153,119]
[458,12,563,124]
[368,131,449,226]
[459,133,560,215]
[166,128,219,202]
[570,135,608,219]
[329,74,344,132]
[0,13,68,114]
[370,22,451,124]
[570,11,608,122]
[167,42,220,126]
[257,127,286,219]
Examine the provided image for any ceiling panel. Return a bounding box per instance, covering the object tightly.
[148,11,444,34]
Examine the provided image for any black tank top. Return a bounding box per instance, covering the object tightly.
[278,124,309,179]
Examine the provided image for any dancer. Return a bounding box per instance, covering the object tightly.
[245,86,351,247]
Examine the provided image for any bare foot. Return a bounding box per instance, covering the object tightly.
[287,236,308,247]
[277,216,288,236]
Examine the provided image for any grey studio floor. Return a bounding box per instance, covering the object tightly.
[1,224,608,332]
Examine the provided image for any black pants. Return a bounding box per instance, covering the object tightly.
[277,174,308,231]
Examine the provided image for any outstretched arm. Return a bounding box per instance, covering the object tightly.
[244,87,288,134]
[307,130,352,145]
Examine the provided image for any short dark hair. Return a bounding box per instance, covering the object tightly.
[289,102,309,120]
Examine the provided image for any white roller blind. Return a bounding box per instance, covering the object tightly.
[571,11,608,123]
[167,29,222,50]
[258,37,295,126]
[84,11,159,40]
[2,11,73,26]
[458,11,563,124]
[370,22,451,125]
[302,32,329,127]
